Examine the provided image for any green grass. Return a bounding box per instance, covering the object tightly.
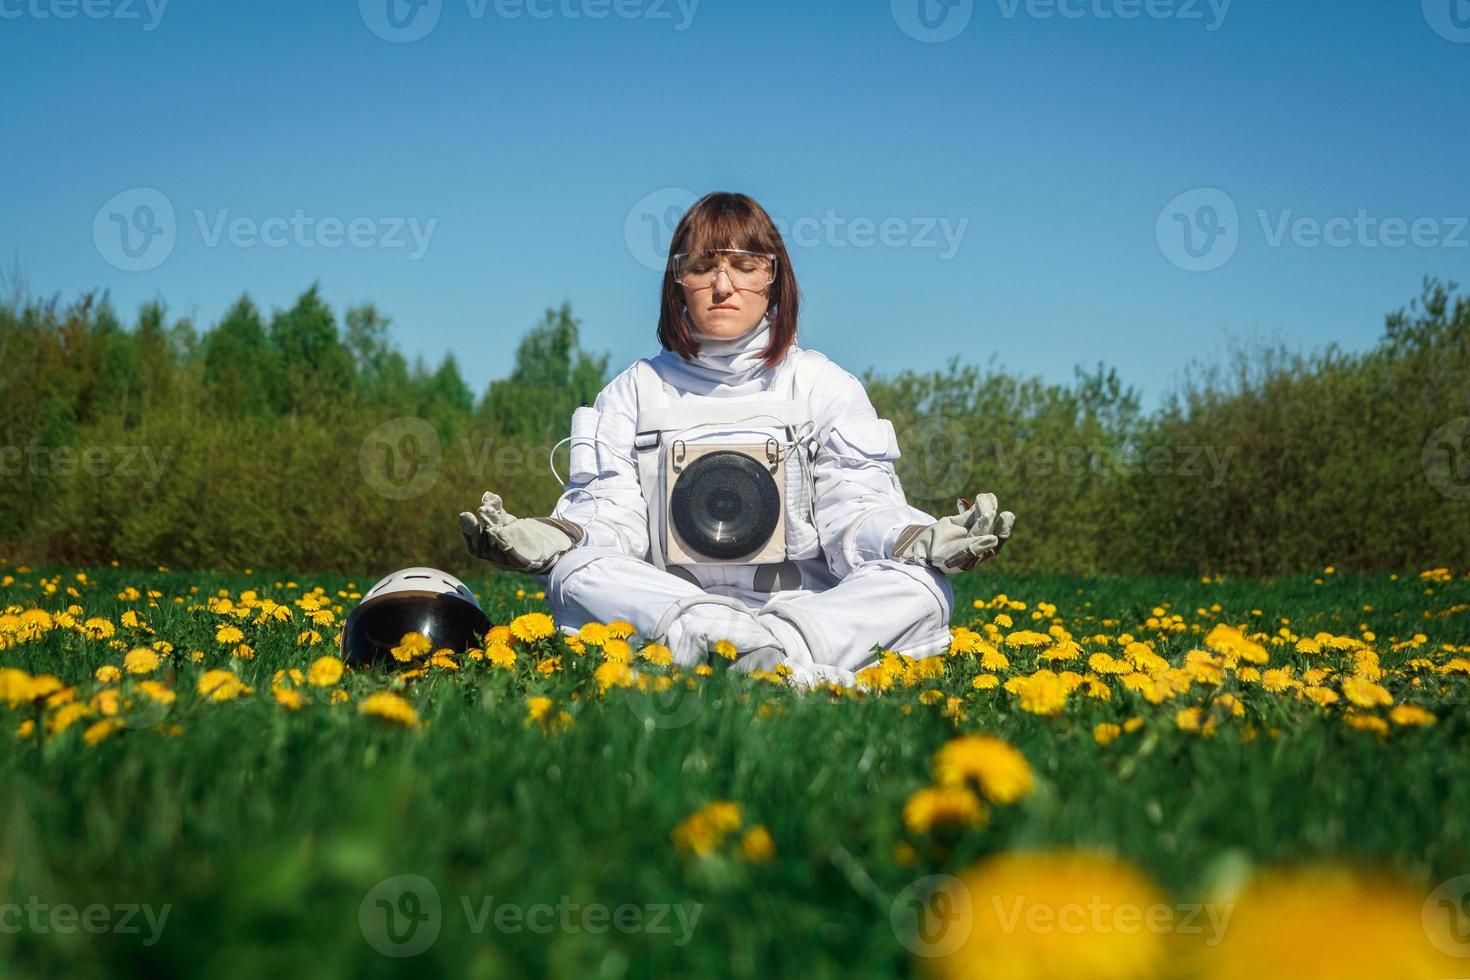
[1,565,1468,979]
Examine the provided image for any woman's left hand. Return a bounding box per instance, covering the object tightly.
[891,492,1016,574]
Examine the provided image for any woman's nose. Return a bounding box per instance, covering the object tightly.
[711,265,735,294]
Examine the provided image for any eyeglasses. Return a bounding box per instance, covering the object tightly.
[670,249,777,291]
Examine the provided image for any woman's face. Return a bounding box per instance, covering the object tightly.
[678,248,772,340]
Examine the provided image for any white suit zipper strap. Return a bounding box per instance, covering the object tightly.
[637,398,813,434]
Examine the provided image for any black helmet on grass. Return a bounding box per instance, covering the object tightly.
[341,567,491,667]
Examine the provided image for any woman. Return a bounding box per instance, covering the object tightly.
[459,192,1014,686]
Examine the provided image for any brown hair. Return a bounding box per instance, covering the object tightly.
[657,191,799,368]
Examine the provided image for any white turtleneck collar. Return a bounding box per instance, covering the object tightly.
[653,306,786,396]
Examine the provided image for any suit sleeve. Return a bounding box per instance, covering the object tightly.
[549,370,651,560]
[808,365,938,579]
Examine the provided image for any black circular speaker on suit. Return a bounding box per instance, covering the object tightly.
[669,450,781,560]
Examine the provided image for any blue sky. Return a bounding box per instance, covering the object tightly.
[3,0,1468,405]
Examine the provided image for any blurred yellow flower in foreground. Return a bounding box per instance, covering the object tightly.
[1190,866,1463,980]
[359,691,419,727]
[197,670,251,702]
[672,800,743,856]
[921,850,1169,980]
[902,785,986,835]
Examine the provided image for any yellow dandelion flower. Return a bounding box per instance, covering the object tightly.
[136,680,175,705]
[525,695,554,724]
[1191,867,1461,980]
[509,612,555,643]
[713,639,737,660]
[123,647,160,675]
[739,826,775,863]
[197,669,251,702]
[307,655,344,687]
[606,619,636,639]
[921,850,1167,979]
[214,623,244,645]
[1341,676,1392,708]
[578,622,610,646]
[1008,669,1069,716]
[487,641,516,669]
[47,702,91,735]
[273,687,305,710]
[603,638,633,664]
[82,718,123,746]
[971,673,1000,691]
[390,631,433,662]
[902,785,986,835]
[639,642,673,666]
[359,691,419,727]
[594,660,635,693]
[1094,722,1123,746]
[1343,711,1389,735]
[1388,704,1436,727]
[95,664,122,683]
[79,617,116,640]
[933,735,1035,804]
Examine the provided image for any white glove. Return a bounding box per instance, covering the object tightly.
[891,492,1015,574]
[458,490,583,574]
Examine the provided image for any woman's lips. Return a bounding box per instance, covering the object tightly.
[708,306,739,312]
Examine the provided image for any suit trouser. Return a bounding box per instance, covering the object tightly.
[536,546,955,674]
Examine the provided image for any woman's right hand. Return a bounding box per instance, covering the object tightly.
[458,490,584,574]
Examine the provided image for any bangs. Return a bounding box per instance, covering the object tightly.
[677,199,780,257]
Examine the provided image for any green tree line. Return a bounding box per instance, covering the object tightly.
[1,278,1466,576]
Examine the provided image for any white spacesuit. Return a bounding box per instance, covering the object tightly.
[523,310,962,686]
